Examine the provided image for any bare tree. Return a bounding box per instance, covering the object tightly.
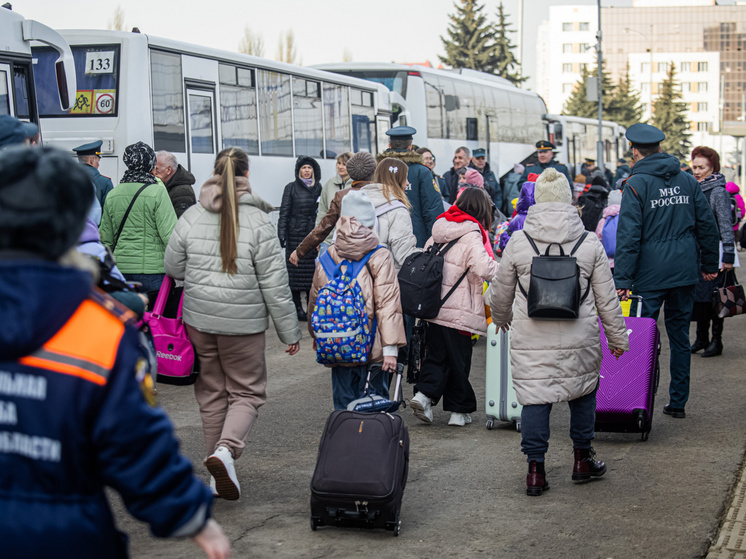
[276,30,301,65]
[108,5,125,31]
[342,48,353,63]
[238,27,264,57]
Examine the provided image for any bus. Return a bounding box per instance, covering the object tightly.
[543,114,627,178]
[0,7,75,124]
[313,63,548,180]
[31,30,392,207]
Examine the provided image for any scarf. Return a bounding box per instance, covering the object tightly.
[301,177,314,187]
[121,141,157,185]
[699,173,726,190]
[438,206,494,258]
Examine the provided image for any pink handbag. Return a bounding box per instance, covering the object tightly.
[143,276,197,384]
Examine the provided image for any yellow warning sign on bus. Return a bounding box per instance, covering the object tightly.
[70,90,94,114]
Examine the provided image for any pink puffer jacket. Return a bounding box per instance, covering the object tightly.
[423,218,499,335]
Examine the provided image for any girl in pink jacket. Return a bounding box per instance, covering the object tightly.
[409,188,499,427]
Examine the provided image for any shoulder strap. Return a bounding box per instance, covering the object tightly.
[319,250,338,281]
[113,183,150,252]
[434,236,463,257]
[375,200,407,217]
[570,232,590,256]
[522,232,541,256]
[349,245,384,278]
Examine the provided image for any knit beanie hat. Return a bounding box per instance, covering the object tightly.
[0,146,93,259]
[608,189,623,206]
[340,190,376,228]
[534,168,572,205]
[345,152,377,181]
[463,168,484,188]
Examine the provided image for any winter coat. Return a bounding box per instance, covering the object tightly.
[578,184,609,232]
[308,217,406,365]
[442,167,461,203]
[499,181,535,252]
[519,160,573,191]
[361,183,419,271]
[99,180,177,275]
[377,150,443,247]
[487,203,629,406]
[278,156,322,291]
[83,164,114,211]
[0,261,212,558]
[164,175,301,343]
[164,164,197,218]
[614,164,632,186]
[317,173,352,244]
[614,152,720,291]
[469,161,501,207]
[595,204,621,267]
[424,217,499,336]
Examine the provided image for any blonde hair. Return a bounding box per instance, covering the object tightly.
[213,148,249,274]
[372,157,411,209]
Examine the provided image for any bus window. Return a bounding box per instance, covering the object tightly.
[187,92,215,154]
[257,70,292,156]
[351,88,375,153]
[151,50,186,152]
[219,64,259,154]
[339,70,407,99]
[33,45,119,117]
[293,77,323,158]
[323,83,350,159]
[13,65,31,119]
[422,74,445,139]
[0,69,10,115]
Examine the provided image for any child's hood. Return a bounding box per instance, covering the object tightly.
[334,216,380,260]
[431,218,481,245]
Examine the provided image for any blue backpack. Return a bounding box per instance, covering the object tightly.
[602,215,618,258]
[311,247,382,365]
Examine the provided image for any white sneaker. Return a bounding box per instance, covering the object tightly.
[205,446,240,501]
[209,476,220,497]
[410,392,433,424]
[448,412,472,426]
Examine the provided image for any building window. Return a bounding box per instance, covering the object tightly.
[697,102,708,112]
[562,83,574,93]
[579,22,590,31]
[682,82,691,92]
[697,61,708,72]
[657,62,669,73]
[563,63,572,73]
[579,63,587,73]
[696,122,710,132]
[562,43,573,54]
[641,62,650,74]
[579,43,589,52]
[641,82,650,94]
[698,81,708,92]
[680,62,691,72]
[562,23,573,32]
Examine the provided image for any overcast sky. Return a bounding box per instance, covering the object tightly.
[10,0,736,90]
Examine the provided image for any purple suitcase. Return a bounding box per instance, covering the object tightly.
[595,296,660,441]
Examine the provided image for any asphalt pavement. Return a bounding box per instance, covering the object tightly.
[114,314,746,559]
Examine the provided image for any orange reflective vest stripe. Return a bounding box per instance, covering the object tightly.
[19,298,126,386]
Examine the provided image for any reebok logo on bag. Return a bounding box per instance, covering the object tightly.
[312,247,381,365]
[397,237,467,319]
[518,232,590,320]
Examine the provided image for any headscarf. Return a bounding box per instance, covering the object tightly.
[121,141,157,185]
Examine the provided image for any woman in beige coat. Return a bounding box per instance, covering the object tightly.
[164,147,301,502]
[487,168,628,497]
[409,188,499,427]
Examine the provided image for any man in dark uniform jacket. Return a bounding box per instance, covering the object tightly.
[469,147,501,208]
[615,123,720,420]
[74,140,114,210]
[519,140,573,190]
[376,126,443,247]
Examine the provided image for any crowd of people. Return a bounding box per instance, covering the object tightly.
[0,111,742,555]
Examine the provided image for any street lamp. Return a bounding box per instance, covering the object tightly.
[624,26,654,121]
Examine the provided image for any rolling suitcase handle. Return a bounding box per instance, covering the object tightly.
[620,294,643,318]
[348,364,406,413]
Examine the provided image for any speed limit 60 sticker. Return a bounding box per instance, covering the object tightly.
[95,90,116,114]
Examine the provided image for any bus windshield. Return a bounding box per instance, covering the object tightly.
[334,70,407,99]
[33,44,120,117]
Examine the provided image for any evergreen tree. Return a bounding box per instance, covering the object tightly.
[608,62,643,128]
[562,61,617,119]
[490,2,527,86]
[652,63,691,160]
[439,0,497,73]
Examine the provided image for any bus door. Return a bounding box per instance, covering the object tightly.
[486,115,499,176]
[0,63,13,115]
[185,86,217,187]
[376,116,389,155]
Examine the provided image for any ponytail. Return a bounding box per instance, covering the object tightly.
[214,147,249,275]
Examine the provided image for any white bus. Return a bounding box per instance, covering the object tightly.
[313,63,548,179]
[543,114,627,178]
[31,30,392,207]
[0,7,75,123]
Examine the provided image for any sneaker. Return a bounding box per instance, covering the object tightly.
[448,412,472,426]
[209,476,220,498]
[409,391,433,424]
[205,446,240,501]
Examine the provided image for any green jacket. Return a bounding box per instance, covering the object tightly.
[99,180,177,274]
[614,153,720,291]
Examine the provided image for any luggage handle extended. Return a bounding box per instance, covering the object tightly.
[363,363,404,404]
[620,294,643,318]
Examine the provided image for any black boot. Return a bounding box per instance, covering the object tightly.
[572,447,607,481]
[690,319,709,353]
[526,460,549,496]
[292,290,307,322]
[702,317,723,357]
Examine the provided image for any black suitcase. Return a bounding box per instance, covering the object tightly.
[310,407,409,536]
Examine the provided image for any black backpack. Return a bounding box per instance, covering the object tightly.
[398,238,468,319]
[518,232,590,320]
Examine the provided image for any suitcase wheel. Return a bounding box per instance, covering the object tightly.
[310,517,321,531]
[515,420,521,433]
[386,517,401,537]
[641,431,649,442]
[486,419,494,430]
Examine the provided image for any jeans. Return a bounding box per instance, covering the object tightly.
[520,389,598,463]
[125,273,165,293]
[636,285,696,408]
[331,364,388,410]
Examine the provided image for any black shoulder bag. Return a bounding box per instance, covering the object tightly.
[111,183,150,253]
[518,232,590,320]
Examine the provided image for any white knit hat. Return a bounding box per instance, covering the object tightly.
[534,168,572,205]
[608,189,623,206]
[340,190,376,228]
